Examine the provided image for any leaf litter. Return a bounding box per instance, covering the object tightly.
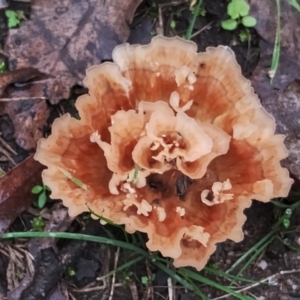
[2,0,142,104]
[250,0,300,182]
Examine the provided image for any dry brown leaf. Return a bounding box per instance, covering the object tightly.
[1,99,50,150]
[250,0,300,181]
[250,0,300,93]
[0,154,44,235]
[0,68,41,96]
[260,80,300,182]
[3,0,142,104]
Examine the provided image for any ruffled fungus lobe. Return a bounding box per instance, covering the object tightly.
[35,36,293,270]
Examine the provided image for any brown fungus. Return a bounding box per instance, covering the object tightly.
[34,36,293,271]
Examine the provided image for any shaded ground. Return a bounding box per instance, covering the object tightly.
[0,0,299,299]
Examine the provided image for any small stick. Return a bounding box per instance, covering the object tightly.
[191,21,214,38]
[0,145,16,165]
[211,269,300,300]
[108,247,120,300]
[0,135,17,155]
[167,277,174,300]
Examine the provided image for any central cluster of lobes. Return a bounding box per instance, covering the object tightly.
[90,91,234,249]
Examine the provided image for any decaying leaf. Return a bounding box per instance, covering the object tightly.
[261,80,300,181]
[0,68,42,96]
[250,0,300,93]
[3,0,142,104]
[250,0,300,181]
[1,98,50,150]
[0,154,44,235]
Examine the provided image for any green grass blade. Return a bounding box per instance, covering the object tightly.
[153,261,195,291]
[288,0,300,11]
[179,268,253,300]
[270,0,281,84]
[226,230,274,274]
[97,256,144,281]
[58,167,88,190]
[185,0,203,40]
[1,232,149,256]
[231,235,276,286]
[181,272,208,300]
[271,200,300,209]
[204,266,263,284]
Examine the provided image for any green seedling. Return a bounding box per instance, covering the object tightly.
[221,0,256,31]
[191,4,206,16]
[0,60,7,73]
[141,274,155,286]
[31,184,51,209]
[239,28,250,42]
[119,270,134,285]
[5,10,25,28]
[67,267,76,276]
[30,216,45,232]
[170,20,176,29]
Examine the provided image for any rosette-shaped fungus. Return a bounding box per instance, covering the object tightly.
[35,36,293,270]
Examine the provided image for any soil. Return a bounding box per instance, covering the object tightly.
[0,1,299,300]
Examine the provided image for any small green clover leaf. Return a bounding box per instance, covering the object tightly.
[222,0,256,31]
[5,10,24,28]
[221,19,238,31]
[228,0,250,19]
[227,1,240,19]
[242,15,257,27]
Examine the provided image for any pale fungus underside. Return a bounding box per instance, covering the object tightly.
[35,36,292,271]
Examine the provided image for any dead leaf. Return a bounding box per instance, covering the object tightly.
[0,68,42,96]
[260,80,300,181]
[0,154,44,235]
[1,98,50,150]
[250,0,300,181]
[249,0,300,94]
[3,0,142,104]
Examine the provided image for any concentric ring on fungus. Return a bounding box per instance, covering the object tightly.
[34,36,293,270]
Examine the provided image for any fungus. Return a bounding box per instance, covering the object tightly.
[35,36,293,271]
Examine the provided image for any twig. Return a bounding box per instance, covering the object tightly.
[0,166,5,176]
[68,292,77,300]
[142,259,154,300]
[167,277,174,300]
[156,4,164,35]
[0,145,16,166]
[0,135,17,155]
[73,283,123,293]
[108,247,120,300]
[191,21,213,38]
[211,269,300,300]
[0,49,9,58]
[129,282,139,300]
